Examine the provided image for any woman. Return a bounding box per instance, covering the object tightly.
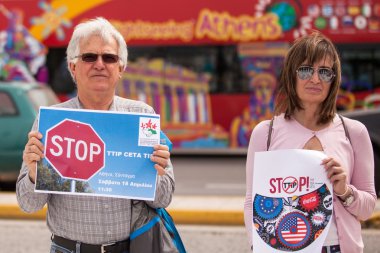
[244,32,376,253]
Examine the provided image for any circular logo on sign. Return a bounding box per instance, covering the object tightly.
[254,195,284,220]
[311,211,326,226]
[276,212,311,250]
[282,177,298,194]
[300,191,320,211]
[323,195,333,210]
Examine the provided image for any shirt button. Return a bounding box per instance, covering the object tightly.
[107,231,111,235]
[104,204,109,209]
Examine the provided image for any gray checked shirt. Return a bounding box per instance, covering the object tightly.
[16,96,175,244]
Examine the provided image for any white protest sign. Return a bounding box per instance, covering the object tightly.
[251,149,333,252]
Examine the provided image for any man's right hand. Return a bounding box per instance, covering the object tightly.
[23,131,44,183]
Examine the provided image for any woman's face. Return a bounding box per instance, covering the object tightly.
[295,57,334,108]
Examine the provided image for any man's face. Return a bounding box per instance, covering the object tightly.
[69,35,123,104]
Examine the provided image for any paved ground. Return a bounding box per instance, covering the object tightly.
[1,193,380,226]
[1,192,380,252]
[1,219,380,253]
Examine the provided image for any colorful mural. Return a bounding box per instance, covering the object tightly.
[230,42,288,147]
[1,0,380,46]
[117,58,229,148]
[0,4,47,82]
[1,0,379,149]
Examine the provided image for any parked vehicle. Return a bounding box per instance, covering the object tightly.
[0,82,59,184]
[342,108,380,197]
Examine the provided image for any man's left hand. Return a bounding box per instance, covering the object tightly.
[150,144,170,176]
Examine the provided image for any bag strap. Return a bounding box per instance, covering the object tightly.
[266,114,351,150]
[267,117,275,151]
[130,215,161,240]
[338,114,351,144]
[157,208,187,253]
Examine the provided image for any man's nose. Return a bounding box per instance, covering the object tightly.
[93,56,105,69]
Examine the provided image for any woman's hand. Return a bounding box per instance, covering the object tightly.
[150,144,170,176]
[23,131,44,183]
[321,157,348,196]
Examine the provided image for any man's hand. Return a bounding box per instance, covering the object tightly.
[150,144,170,176]
[23,131,44,183]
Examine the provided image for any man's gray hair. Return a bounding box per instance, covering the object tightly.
[66,17,128,76]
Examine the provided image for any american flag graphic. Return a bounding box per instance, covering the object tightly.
[280,215,307,244]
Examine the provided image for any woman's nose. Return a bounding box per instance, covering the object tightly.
[310,69,320,82]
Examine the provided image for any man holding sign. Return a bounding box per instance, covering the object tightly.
[16,17,174,253]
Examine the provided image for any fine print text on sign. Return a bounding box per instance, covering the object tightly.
[35,107,161,201]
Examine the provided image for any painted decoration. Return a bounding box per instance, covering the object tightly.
[0,1,379,46]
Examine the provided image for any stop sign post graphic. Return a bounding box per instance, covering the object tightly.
[45,119,106,181]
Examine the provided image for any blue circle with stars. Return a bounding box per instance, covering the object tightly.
[254,195,283,220]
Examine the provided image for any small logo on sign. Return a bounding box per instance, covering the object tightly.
[140,118,158,137]
[138,117,160,147]
[282,177,298,194]
[312,211,326,226]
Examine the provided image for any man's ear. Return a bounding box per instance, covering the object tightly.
[69,62,76,75]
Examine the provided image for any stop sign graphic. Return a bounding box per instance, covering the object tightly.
[45,119,106,180]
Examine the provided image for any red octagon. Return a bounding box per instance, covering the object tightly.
[45,119,105,181]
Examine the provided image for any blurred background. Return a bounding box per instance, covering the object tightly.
[0,1,379,251]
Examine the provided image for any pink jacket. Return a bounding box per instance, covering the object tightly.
[244,114,376,253]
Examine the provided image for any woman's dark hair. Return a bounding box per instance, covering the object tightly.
[274,31,341,124]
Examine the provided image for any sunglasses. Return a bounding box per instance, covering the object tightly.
[75,53,120,64]
[296,66,335,83]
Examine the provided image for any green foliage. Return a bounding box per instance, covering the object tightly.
[36,162,93,193]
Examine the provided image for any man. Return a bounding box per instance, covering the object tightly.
[16,17,175,253]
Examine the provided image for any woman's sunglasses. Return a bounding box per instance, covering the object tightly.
[296,66,335,83]
[75,53,119,64]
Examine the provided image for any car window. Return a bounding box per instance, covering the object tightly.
[27,87,59,111]
[0,91,18,116]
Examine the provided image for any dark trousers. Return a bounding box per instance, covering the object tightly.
[322,245,341,253]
